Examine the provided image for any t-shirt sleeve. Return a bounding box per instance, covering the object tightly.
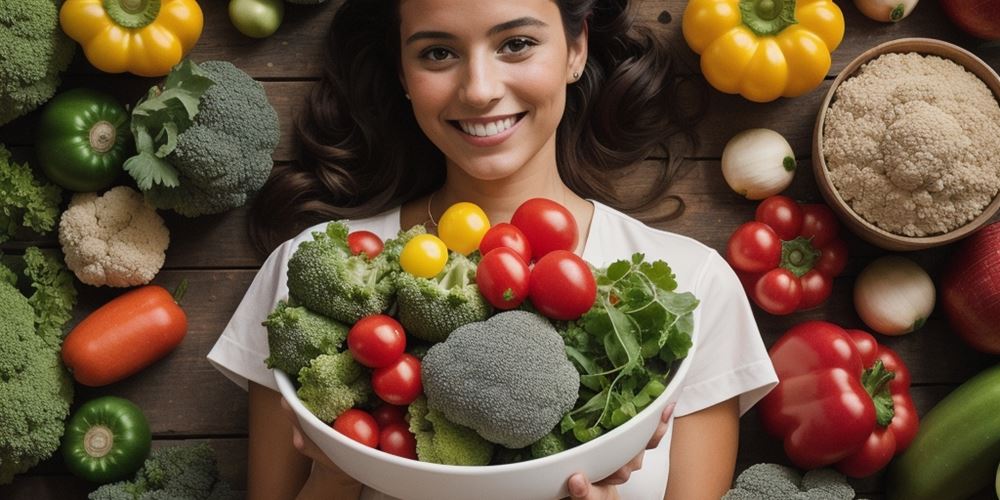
[673,250,778,417]
[206,239,296,392]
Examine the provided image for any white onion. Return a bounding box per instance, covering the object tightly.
[854,256,935,336]
[854,0,919,22]
[721,128,796,200]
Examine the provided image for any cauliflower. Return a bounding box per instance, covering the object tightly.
[58,186,170,287]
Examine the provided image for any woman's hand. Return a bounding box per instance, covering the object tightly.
[279,397,363,500]
[566,403,675,500]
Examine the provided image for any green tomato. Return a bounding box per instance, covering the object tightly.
[62,396,151,484]
[36,89,131,192]
[229,0,284,38]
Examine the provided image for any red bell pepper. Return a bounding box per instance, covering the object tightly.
[726,196,848,315]
[758,321,919,477]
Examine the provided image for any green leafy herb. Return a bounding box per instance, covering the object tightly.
[0,145,62,244]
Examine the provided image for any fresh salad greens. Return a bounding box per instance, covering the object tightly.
[560,253,698,443]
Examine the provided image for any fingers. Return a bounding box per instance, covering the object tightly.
[596,452,644,486]
[646,403,676,450]
[568,473,622,500]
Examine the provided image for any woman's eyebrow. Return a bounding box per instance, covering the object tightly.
[404,17,548,45]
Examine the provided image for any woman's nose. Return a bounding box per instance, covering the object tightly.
[459,55,504,108]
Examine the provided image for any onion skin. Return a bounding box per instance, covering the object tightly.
[940,0,1000,40]
[854,0,919,22]
[854,256,935,336]
[941,222,1000,353]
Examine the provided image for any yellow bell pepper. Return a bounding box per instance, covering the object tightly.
[682,0,844,103]
[60,0,203,77]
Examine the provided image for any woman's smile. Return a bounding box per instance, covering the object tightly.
[449,112,527,146]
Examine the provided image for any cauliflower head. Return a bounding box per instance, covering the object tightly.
[59,186,170,287]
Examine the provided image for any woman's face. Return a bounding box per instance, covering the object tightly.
[398,0,586,181]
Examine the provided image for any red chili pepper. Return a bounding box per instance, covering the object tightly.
[758,322,919,477]
[726,196,848,315]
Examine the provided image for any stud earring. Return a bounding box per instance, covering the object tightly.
[405,93,411,100]
[572,71,580,81]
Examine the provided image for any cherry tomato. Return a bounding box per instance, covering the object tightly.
[348,315,406,368]
[379,423,418,459]
[347,231,384,258]
[800,204,839,248]
[479,223,532,263]
[332,409,379,448]
[528,250,597,320]
[726,222,782,274]
[476,247,530,310]
[400,234,448,278]
[438,202,491,255]
[371,403,407,428]
[372,354,422,405]
[752,268,802,315]
[510,198,578,260]
[755,195,803,241]
[798,270,833,310]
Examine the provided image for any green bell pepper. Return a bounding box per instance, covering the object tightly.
[36,88,131,192]
[62,396,151,483]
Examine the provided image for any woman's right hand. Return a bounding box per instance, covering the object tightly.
[279,397,364,499]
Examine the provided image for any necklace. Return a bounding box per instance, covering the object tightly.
[425,191,438,227]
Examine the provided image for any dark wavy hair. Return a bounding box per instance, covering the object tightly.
[249,0,704,254]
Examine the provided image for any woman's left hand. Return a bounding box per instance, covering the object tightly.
[566,403,675,499]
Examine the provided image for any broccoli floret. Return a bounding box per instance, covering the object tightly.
[89,443,236,500]
[0,145,62,245]
[408,396,493,466]
[529,431,568,459]
[421,310,579,448]
[126,60,280,217]
[0,248,76,484]
[723,463,857,500]
[396,252,491,342]
[264,300,349,376]
[0,0,75,125]
[287,222,421,324]
[296,351,373,423]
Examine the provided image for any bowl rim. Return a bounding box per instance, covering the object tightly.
[812,37,1000,250]
[274,332,696,475]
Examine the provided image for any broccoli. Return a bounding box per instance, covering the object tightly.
[0,248,77,484]
[296,351,373,423]
[88,443,236,500]
[287,222,421,324]
[421,310,580,448]
[264,300,350,376]
[0,0,75,126]
[407,397,493,466]
[491,431,568,464]
[723,463,859,500]
[396,251,491,342]
[124,60,280,217]
[0,144,62,244]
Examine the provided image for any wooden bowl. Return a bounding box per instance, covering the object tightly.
[813,38,1000,251]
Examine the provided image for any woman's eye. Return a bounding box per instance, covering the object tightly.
[423,48,453,62]
[501,38,536,55]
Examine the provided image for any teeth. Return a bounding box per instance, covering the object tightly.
[459,116,517,137]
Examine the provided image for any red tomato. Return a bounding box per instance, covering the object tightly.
[479,223,532,263]
[371,403,407,428]
[372,354,422,405]
[800,204,839,248]
[347,231,384,258]
[379,423,418,459]
[348,315,406,368]
[528,250,596,320]
[798,270,833,310]
[332,409,380,448]
[752,268,802,315]
[726,222,782,274]
[476,247,530,309]
[510,198,578,260]
[755,195,803,241]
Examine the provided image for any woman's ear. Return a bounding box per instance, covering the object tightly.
[567,20,589,83]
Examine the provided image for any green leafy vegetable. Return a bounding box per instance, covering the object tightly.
[0,145,62,244]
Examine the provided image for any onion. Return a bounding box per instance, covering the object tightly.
[854,256,935,336]
[940,0,1000,40]
[941,222,1000,353]
[721,128,796,200]
[854,0,919,22]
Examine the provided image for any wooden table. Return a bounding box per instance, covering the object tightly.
[2,1,998,498]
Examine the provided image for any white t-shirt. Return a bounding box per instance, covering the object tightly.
[207,200,778,500]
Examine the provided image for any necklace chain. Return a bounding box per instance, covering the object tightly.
[425,191,438,227]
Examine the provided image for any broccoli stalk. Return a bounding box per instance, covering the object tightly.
[296,351,373,423]
[723,463,858,500]
[88,443,236,500]
[264,301,350,377]
[407,397,493,466]
[396,251,491,342]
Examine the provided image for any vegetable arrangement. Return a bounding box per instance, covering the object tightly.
[267,198,698,465]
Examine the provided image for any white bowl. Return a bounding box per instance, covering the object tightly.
[275,348,693,500]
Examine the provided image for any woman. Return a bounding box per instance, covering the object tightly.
[207,1,778,498]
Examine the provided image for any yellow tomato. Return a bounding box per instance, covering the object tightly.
[437,202,491,256]
[61,0,203,77]
[400,234,449,278]
[682,0,844,102]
